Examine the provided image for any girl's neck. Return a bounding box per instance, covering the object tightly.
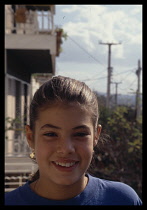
[30,175,88,200]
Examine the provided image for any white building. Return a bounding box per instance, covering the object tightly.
[5,5,63,192]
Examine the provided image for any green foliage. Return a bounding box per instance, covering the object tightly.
[55,27,68,41]
[5,116,26,140]
[91,103,142,199]
[55,27,68,53]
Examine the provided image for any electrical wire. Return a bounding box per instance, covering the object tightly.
[68,36,106,68]
[58,35,141,95]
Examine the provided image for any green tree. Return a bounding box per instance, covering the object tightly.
[91,104,142,199]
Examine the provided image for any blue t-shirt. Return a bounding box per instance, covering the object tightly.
[5,174,142,205]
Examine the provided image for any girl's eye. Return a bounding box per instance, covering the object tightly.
[74,132,89,137]
[43,132,57,137]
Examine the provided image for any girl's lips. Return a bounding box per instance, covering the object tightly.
[52,161,79,172]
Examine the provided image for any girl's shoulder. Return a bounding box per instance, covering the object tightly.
[88,174,142,205]
[5,182,30,205]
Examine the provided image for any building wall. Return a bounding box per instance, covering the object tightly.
[5,4,57,149]
[5,74,31,156]
[5,5,57,191]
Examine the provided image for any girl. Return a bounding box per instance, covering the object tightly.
[5,75,142,205]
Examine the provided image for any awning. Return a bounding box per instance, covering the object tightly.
[25,5,54,12]
[7,49,53,83]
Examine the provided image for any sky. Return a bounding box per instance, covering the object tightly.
[54,4,142,95]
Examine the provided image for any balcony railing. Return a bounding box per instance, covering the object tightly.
[5,6,54,35]
[5,135,31,157]
[5,174,30,192]
[5,135,37,192]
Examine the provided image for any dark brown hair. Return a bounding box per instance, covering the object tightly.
[29,75,100,181]
[29,75,99,131]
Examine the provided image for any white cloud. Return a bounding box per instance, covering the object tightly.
[60,5,142,59]
[55,5,142,94]
[61,5,107,17]
[130,5,142,16]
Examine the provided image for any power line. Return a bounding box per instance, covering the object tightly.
[82,75,107,82]
[58,36,141,100]
[82,68,136,83]
[118,78,137,91]
[115,70,134,84]
[113,68,136,77]
[68,36,106,67]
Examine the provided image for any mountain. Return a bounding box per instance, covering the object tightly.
[97,92,142,107]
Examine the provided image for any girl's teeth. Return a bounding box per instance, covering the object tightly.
[55,162,76,167]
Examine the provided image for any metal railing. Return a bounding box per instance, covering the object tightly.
[5,135,31,157]
[5,175,30,192]
[5,7,54,35]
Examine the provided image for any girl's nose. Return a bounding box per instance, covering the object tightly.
[56,137,75,155]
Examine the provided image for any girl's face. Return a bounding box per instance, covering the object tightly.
[27,104,101,187]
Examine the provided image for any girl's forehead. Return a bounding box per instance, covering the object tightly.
[40,102,89,113]
[36,104,93,127]
[39,104,89,117]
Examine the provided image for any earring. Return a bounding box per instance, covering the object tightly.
[30,149,35,159]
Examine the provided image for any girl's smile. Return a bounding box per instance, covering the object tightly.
[51,159,79,172]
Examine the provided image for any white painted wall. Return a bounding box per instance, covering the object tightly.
[5,34,56,55]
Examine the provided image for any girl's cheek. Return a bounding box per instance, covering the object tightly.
[35,140,56,155]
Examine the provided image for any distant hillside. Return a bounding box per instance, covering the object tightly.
[115,94,136,106]
[97,92,142,107]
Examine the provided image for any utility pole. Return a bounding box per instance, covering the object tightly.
[99,41,121,109]
[136,59,142,120]
[112,82,122,106]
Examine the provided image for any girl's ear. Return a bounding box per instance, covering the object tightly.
[94,124,102,147]
[25,125,34,149]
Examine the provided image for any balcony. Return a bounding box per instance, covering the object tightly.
[5,6,56,55]
[5,5,54,35]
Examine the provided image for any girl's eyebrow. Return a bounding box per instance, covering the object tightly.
[40,124,90,130]
[72,125,90,130]
[40,124,61,130]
